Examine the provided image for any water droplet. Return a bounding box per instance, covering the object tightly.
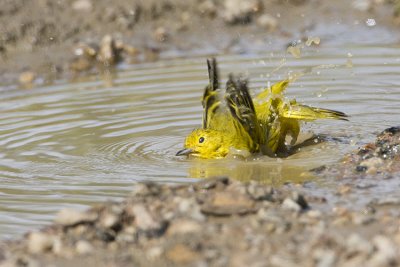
[366,18,376,27]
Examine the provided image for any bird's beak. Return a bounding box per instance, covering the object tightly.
[176,148,193,156]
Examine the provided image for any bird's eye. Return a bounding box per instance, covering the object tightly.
[199,137,205,143]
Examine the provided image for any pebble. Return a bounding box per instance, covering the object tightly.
[351,213,374,225]
[99,213,119,229]
[201,191,257,215]
[72,0,93,12]
[198,0,217,17]
[165,244,199,264]
[352,0,372,11]
[167,219,202,235]
[146,246,163,260]
[345,234,373,255]
[291,192,309,209]
[246,182,273,200]
[223,0,261,24]
[131,204,161,231]
[359,157,383,169]
[75,240,94,255]
[153,27,169,42]
[19,71,36,85]
[313,248,336,267]
[54,208,97,226]
[282,198,301,212]
[257,14,278,31]
[337,184,351,195]
[27,232,54,254]
[306,210,322,219]
[369,235,397,266]
[97,35,118,66]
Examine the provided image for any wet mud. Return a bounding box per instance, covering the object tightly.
[0,0,399,86]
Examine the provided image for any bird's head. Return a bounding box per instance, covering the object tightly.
[176,129,229,159]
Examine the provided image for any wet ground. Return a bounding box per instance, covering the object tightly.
[1,0,400,85]
[1,0,400,266]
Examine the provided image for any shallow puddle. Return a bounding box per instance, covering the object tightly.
[1,44,400,238]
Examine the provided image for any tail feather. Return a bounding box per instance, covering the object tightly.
[283,104,348,121]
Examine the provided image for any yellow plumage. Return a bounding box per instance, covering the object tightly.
[176,58,348,159]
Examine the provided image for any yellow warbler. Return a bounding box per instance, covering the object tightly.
[176,58,348,159]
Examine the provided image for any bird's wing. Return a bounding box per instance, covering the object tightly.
[282,104,349,121]
[225,74,260,144]
[202,58,221,129]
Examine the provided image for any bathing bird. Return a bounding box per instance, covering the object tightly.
[176,58,348,159]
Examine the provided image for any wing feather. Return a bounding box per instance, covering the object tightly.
[225,74,259,144]
[202,58,220,128]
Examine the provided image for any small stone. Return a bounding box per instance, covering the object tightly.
[201,191,257,215]
[199,0,217,17]
[166,244,199,264]
[352,0,372,11]
[97,35,119,66]
[337,184,352,195]
[369,235,397,266]
[246,182,273,201]
[131,183,161,197]
[54,208,97,226]
[282,198,301,212]
[257,14,278,31]
[359,157,383,169]
[131,204,165,235]
[167,219,202,235]
[69,57,92,72]
[19,71,36,85]
[72,0,93,11]
[131,205,156,230]
[351,213,374,225]
[147,246,163,260]
[346,234,373,254]
[291,192,309,209]
[307,210,322,219]
[223,0,262,24]
[197,176,229,190]
[313,249,336,267]
[52,237,63,255]
[332,206,350,216]
[75,240,94,255]
[355,165,367,172]
[100,213,119,229]
[154,27,168,42]
[27,232,54,254]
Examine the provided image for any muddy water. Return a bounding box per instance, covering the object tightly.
[1,45,400,238]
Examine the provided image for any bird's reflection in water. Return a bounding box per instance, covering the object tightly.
[186,133,332,185]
